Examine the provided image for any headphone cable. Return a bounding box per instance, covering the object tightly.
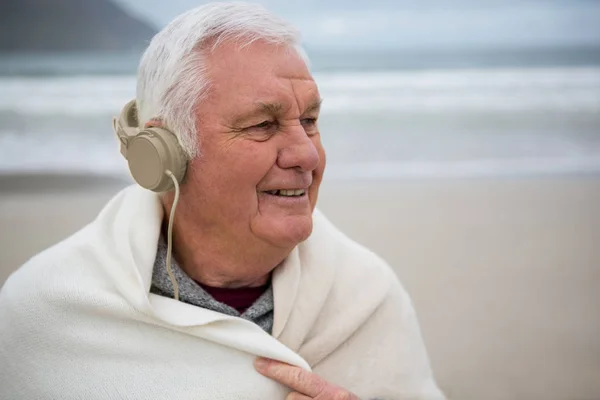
[164,170,180,301]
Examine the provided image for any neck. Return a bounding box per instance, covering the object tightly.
[161,203,289,289]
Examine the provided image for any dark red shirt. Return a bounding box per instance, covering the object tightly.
[196,281,270,314]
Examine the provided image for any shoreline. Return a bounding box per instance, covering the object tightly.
[0,171,131,194]
[1,167,600,192]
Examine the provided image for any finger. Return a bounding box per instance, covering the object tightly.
[286,392,312,400]
[254,358,324,397]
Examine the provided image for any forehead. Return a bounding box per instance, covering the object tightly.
[203,39,319,111]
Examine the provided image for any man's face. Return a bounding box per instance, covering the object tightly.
[180,39,326,251]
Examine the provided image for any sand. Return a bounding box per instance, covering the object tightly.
[1,172,599,400]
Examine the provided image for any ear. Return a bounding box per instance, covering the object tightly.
[145,119,164,129]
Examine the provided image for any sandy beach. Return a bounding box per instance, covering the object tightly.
[1,172,599,400]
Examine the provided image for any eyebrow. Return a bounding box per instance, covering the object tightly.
[229,102,281,127]
[230,98,323,127]
[258,102,284,115]
[304,98,323,115]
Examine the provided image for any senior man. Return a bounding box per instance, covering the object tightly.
[0,3,445,399]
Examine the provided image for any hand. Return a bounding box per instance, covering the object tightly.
[254,357,360,400]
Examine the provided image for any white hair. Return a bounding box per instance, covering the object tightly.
[136,1,310,159]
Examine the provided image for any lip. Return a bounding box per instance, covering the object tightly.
[259,190,309,203]
[259,186,310,192]
[258,177,313,193]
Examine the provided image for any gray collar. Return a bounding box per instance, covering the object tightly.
[149,234,275,333]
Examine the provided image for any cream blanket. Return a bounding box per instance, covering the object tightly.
[0,185,445,400]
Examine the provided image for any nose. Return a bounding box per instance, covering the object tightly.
[276,125,320,172]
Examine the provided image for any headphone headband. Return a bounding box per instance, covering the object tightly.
[112,99,140,158]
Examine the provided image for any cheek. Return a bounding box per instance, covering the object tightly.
[309,138,326,207]
[314,137,327,178]
[191,141,279,193]
[231,144,279,185]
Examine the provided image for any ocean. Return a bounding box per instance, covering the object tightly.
[1,48,599,180]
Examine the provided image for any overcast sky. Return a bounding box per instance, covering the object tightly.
[114,0,600,50]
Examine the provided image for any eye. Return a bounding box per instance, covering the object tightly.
[240,120,278,141]
[301,118,317,126]
[301,117,318,135]
[250,120,276,130]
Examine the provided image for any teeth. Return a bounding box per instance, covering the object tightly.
[269,189,305,197]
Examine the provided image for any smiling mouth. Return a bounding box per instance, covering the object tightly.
[264,189,306,197]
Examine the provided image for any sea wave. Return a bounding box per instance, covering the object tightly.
[0,67,599,115]
[2,66,599,178]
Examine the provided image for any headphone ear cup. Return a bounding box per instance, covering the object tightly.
[125,127,188,192]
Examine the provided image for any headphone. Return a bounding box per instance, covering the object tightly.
[112,99,188,192]
[113,99,185,300]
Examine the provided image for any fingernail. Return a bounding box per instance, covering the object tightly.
[254,357,270,371]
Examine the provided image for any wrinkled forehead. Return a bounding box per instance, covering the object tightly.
[202,39,319,113]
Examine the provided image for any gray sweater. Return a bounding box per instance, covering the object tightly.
[150,235,274,333]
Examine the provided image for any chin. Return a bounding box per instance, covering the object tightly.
[266,214,314,248]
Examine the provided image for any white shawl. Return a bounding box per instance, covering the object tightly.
[0,185,444,400]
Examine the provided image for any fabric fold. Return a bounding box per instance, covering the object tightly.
[0,184,445,400]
